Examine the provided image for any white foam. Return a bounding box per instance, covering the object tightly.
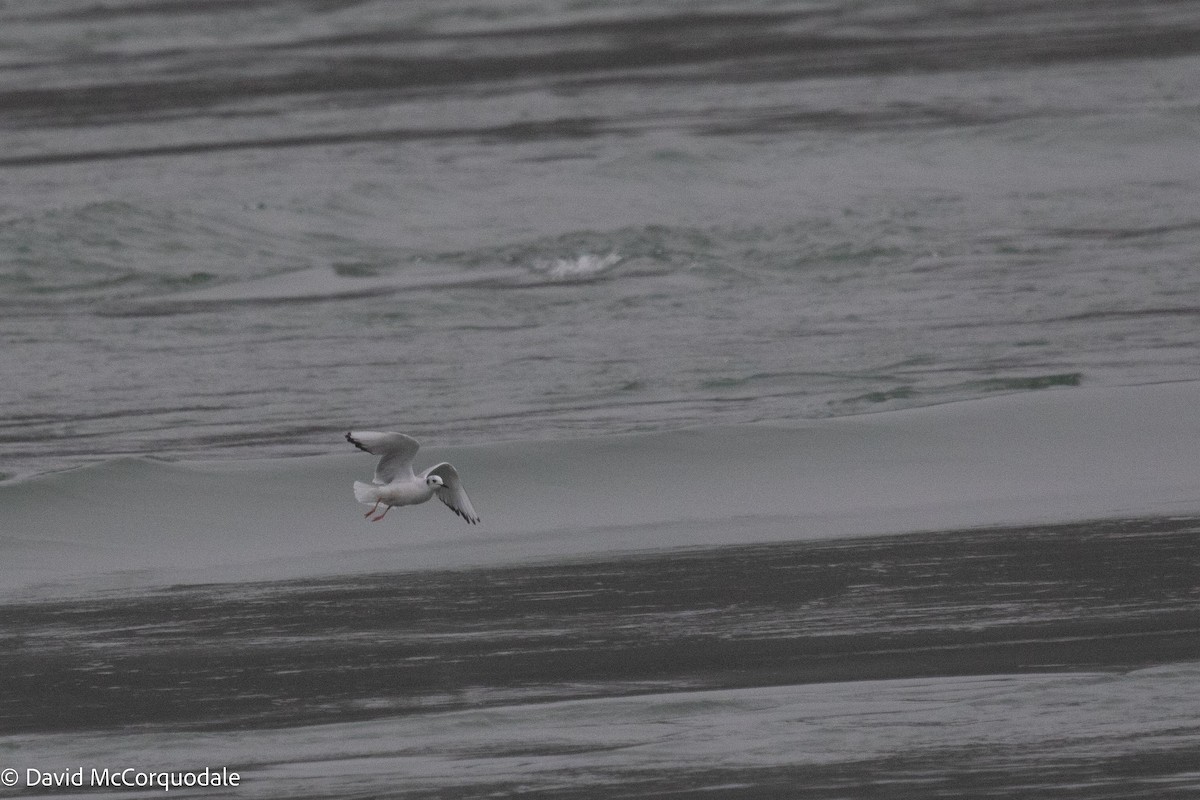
[531,252,622,280]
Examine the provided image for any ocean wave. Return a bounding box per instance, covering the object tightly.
[106,263,517,314]
[108,243,634,315]
[108,254,629,315]
[529,252,622,281]
[4,382,1200,598]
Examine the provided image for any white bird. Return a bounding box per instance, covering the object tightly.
[346,431,480,524]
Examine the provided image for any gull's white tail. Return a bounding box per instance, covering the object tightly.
[353,481,381,505]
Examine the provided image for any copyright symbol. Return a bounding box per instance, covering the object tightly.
[1,768,17,787]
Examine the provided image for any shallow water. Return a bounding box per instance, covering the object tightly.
[3,382,1200,796]
[3,381,1200,597]
[3,0,1200,478]
[6,517,1200,797]
[4,1,1200,797]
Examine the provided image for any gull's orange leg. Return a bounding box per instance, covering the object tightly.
[370,505,392,522]
[364,500,382,518]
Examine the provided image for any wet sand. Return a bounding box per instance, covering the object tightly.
[4,515,1200,796]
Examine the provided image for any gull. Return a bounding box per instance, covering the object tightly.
[346,431,480,524]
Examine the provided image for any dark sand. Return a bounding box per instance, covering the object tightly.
[4,516,1200,797]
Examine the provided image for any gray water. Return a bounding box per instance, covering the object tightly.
[5,2,1200,798]
[6,517,1200,797]
[3,0,1200,478]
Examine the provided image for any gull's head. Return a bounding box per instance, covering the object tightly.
[425,474,445,489]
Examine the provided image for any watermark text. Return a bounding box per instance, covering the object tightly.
[4,766,240,792]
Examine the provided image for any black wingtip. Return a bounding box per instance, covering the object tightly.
[345,432,370,453]
[452,507,480,525]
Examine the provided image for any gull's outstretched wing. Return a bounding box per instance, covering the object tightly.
[422,462,480,524]
[346,431,420,484]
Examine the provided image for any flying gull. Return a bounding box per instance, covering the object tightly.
[346,431,480,524]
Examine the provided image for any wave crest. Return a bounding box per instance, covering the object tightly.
[530,252,622,281]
